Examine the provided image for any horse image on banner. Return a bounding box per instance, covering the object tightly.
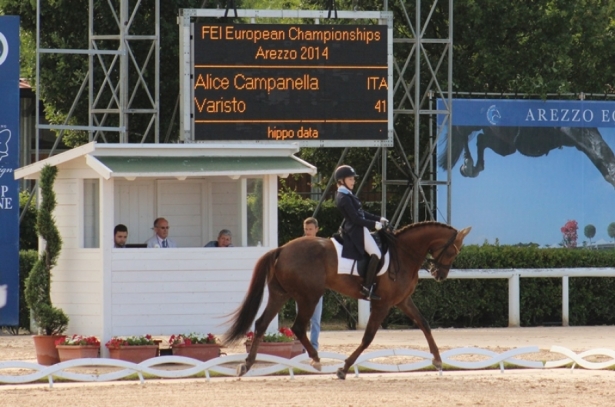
[439,126,615,188]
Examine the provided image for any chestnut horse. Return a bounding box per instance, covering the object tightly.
[224,221,471,379]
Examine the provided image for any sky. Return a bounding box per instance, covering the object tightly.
[437,127,615,247]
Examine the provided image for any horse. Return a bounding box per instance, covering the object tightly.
[438,126,615,188]
[223,221,472,380]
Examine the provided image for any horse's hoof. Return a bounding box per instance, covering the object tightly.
[236,363,247,377]
[310,360,322,372]
[336,368,346,380]
[433,359,442,370]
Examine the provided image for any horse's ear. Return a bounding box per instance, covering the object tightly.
[458,227,472,241]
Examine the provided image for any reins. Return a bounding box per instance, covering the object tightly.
[391,226,459,274]
[425,230,459,272]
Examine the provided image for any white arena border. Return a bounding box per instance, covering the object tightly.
[0,346,549,387]
[546,346,615,370]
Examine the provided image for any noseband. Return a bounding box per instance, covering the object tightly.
[425,230,459,273]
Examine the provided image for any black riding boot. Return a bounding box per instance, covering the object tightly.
[360,254,381,301]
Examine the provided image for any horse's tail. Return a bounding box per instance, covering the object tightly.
[438,126,468,169]
[224,247,282,345]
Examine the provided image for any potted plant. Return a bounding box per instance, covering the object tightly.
[105,334,158,363]
[168,333,222,361]
[244,327,297,359]
[24,165,70,365]
[55,335,101,361]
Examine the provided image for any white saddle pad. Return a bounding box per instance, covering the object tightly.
[331,238,390,277]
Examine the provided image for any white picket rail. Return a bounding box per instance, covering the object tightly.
[359,268,615,328]
[423,268,615,327]
[0,346,543,386]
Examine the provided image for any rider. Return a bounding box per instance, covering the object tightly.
[334,165,388,301]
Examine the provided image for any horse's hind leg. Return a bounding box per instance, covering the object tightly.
[397,296,442,370]
[336,304,390,380]
[291,300,321,371]
[238,288,290,376]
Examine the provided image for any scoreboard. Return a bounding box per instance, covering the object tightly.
[190,23,392,146]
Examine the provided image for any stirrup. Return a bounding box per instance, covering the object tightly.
[360,286,381,301]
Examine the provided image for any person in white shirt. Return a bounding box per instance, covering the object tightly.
[145,218,177,248]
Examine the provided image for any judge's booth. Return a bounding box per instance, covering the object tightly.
[14,142,316,355]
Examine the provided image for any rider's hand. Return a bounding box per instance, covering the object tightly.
[374,221,383,231]
[380,217,389,224]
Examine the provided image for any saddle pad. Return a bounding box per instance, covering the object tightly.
[331,238,390,277]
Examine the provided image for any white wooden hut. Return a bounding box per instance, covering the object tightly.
[14,142,316,354]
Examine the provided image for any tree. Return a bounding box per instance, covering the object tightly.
[584,224,596,246]
[608,222,615,243]
[560,219,578,248]
[24,165,69,335]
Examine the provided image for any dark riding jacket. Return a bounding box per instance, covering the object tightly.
[335,186,380,260]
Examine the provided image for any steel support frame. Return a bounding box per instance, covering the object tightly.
[35,0,160,154]
[384,0,453,226]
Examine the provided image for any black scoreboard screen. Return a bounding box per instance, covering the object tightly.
[191,23,390,144]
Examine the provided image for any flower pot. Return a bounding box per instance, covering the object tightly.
[56,345,100,362]
[291,340,304,357]
[108,345,158,363]
[33,335,66,365]
[245,341,293,359]
[172,344,221,361]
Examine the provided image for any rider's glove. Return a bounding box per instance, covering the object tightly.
[380,217,389,224]
[374,221,383,231]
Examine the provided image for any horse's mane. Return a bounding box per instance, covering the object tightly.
[393,221,456,236]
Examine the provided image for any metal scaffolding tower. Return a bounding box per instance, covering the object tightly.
[35,0,160,154]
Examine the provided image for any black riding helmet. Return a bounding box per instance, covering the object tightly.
[335,165,358,182]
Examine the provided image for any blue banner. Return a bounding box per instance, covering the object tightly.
[437,98,615,247]
[438,99,615,128]
[0,16,21,326]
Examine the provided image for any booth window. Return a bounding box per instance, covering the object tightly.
[246,178,263,246]
[83,179,100,248]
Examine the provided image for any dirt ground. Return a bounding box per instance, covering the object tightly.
[1,326,615,406]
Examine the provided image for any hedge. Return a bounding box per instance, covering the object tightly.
[1,250,38,334]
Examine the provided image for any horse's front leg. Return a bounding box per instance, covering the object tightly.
[397,296,442,370]
[336,305,390,380]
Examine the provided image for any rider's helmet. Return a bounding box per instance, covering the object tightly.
[334,165,358,182]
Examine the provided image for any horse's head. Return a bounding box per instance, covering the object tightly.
[426,226,471,281]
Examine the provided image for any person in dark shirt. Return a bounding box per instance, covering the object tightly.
[114,224,128,248]
[334,165,387,301]
[204,229,234,247]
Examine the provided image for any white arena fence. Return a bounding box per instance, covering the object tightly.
[420,268,615,327]
[2,345,615,387]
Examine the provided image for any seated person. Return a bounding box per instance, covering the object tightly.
[114,224,128,248]
[145,217,177,248]
[205,229,234,247]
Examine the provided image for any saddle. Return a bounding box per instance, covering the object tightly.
[332,230,390,279]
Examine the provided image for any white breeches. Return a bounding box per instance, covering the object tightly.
[363,227,381,259]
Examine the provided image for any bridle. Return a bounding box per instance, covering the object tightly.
[424,230,459,274]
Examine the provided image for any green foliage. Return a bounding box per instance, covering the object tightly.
[247,179,263,246]
[404,244,615,328]
[277,184,340,245]
[24,165,69,335]
[19,190,38,250]
[584,224,596,243]
[1,250,38,334]
[608,222,615,241]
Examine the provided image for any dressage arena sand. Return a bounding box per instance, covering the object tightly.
[1,326,615,406]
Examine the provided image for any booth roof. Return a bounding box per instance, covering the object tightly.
[93,155,314,178]
[14,142,317,179]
